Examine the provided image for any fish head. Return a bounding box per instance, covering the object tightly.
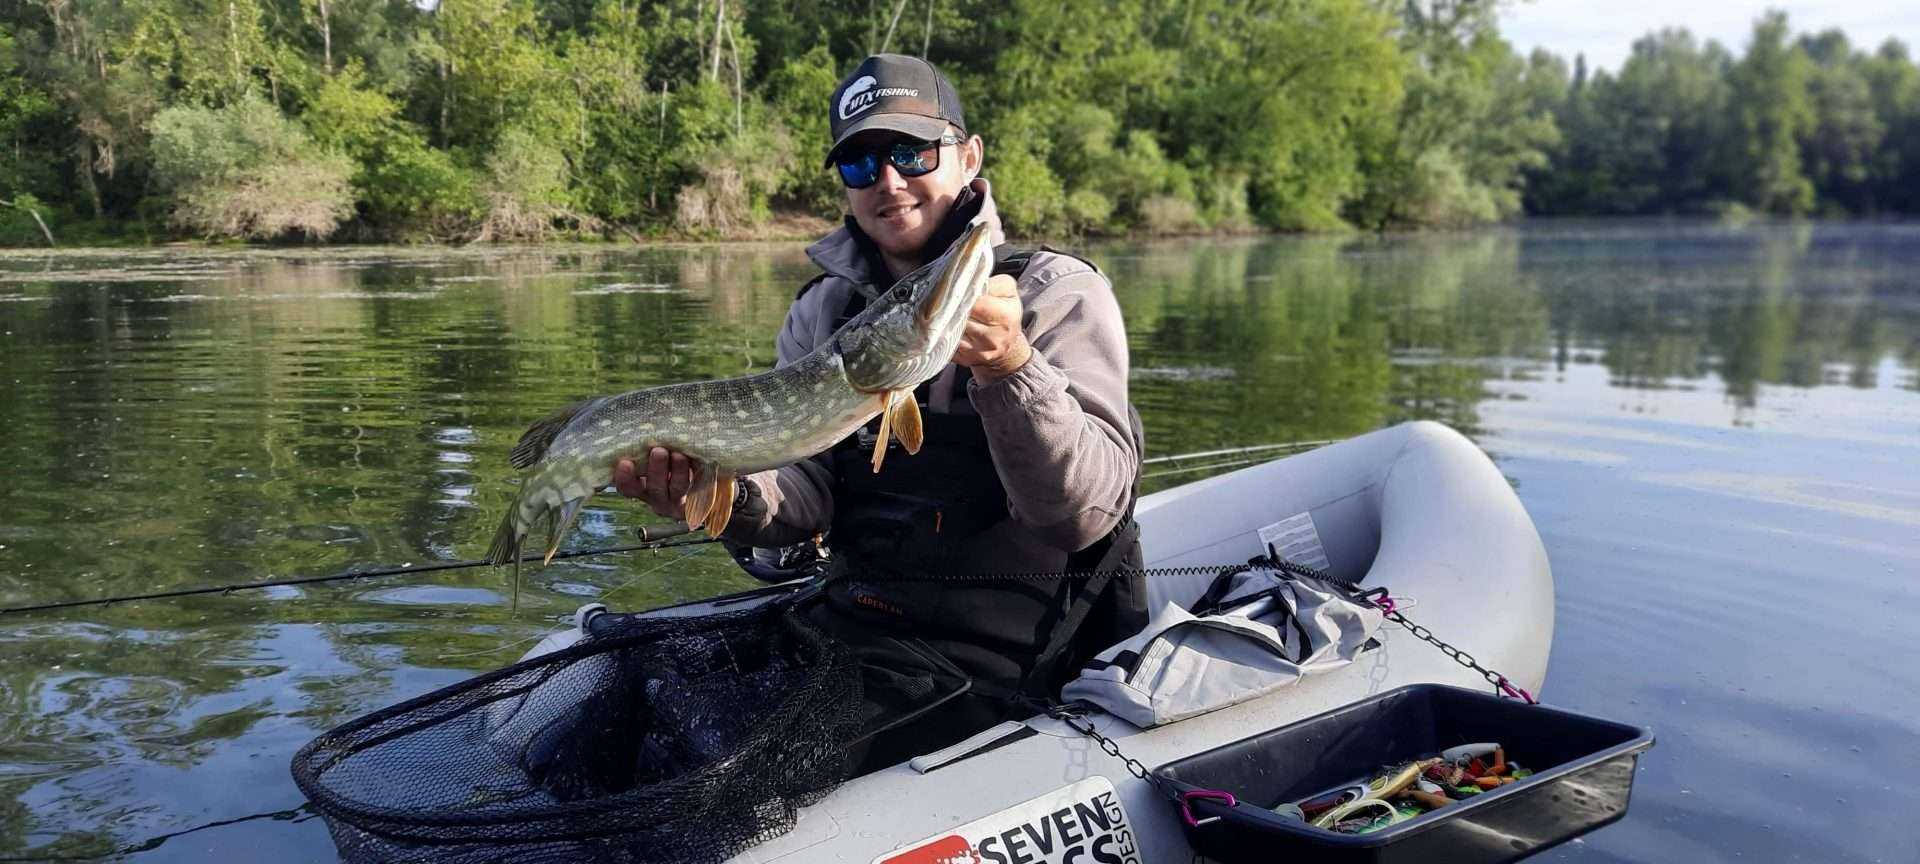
[837,219,995,392]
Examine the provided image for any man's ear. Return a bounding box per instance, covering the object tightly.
[963,134,984,181]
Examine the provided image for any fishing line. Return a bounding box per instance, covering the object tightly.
[1143,456,1266,480]
[0,803,316,861]
[1141,439,1335,465]
[0,536,721,617]
[435,631,556,662]
[596,542,718,605]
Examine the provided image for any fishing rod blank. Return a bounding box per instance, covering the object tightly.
[0,535,720,617]
[1141,439,1335,465]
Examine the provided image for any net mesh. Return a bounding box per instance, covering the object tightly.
[292,600,862,864]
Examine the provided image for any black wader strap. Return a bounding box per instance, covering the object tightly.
[1016,512,1142,701]
[993,245,1037,277]
[1020,398,1146,702]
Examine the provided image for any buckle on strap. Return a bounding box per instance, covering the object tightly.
[1043,698,1095,721]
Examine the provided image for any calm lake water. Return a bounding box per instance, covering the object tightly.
[2,222,1916,862]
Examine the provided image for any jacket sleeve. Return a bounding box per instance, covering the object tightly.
[724,286,840,547]
[967,256,1138,552]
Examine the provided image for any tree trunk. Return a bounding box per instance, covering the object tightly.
[878,0,909,54]
[228,0,243,91]
[709,0,726,82]
[318,0,333,75]
[694,0,705,74]
[725,21,743,135]
[922,0,933,57]
[73,140,102,218]
[652,80,668,211]
[0,199,58,247]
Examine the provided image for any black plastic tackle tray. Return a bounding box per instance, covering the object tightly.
[1152,683,1654,864]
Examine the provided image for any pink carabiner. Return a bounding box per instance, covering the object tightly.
[1497,676,1538,705]
[1376,591,1396,614]
[1179,789,1239,827]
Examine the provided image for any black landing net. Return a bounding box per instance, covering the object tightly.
[291,600,861,864]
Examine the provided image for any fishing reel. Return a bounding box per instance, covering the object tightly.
[723,537,831,584]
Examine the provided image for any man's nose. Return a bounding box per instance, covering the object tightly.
[874,161,910,191]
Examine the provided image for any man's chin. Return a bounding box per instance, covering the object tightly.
[865,220,933,258]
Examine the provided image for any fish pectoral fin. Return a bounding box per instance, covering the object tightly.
[888,390,924,455]
[543,496,589,565]
[705,470,737,538]
[870,391,894,474]
[684,463,718,532]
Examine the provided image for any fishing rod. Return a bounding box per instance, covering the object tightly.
[0,522,718,618]
[1142,439,1336,466]
[7,444,1335,617]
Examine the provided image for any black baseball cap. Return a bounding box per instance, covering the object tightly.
[824,54,966,167]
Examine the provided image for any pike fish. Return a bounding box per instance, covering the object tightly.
[487,218,996,581]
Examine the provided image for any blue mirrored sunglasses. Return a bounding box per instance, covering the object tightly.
[834,134,963,189]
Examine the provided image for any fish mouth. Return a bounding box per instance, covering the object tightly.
[915,220,993,333]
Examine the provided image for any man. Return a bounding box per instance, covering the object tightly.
[612,54,1143,764]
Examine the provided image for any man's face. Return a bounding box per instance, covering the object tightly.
[839,129,983,262]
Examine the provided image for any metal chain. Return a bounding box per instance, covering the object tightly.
[1052,708,1180,803]
[1358,588,1537,704]
[1031,562,1536,849]
[855,561,1264,585]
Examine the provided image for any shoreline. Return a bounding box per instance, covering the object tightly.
[7,213,1918,255]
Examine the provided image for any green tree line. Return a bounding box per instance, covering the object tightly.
[1525,13,1920,218]
[0,2,1914,246]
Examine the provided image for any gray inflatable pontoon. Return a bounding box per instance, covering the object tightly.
[520,421,1553,863]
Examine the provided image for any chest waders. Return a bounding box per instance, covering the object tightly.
[804,247,1148,771]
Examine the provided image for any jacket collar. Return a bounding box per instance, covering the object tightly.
[805,178,1008,299]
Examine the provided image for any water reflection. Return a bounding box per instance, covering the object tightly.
[0,223,1916,858]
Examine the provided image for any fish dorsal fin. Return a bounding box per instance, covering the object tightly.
[510,398,601,469]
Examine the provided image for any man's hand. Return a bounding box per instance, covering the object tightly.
[952,273,1031,383]
[613,447,699,521]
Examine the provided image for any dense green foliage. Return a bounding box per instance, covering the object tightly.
[1524,15,1920,218]
[1,2,1916,244]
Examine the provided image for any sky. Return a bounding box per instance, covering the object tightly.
[1498,0,1920,71]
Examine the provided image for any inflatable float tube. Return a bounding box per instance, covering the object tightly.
[500,420,1553,862]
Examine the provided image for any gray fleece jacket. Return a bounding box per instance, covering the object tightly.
[725,179,1137,553]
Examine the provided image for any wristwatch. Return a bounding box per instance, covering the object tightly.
[733,475,761,515]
